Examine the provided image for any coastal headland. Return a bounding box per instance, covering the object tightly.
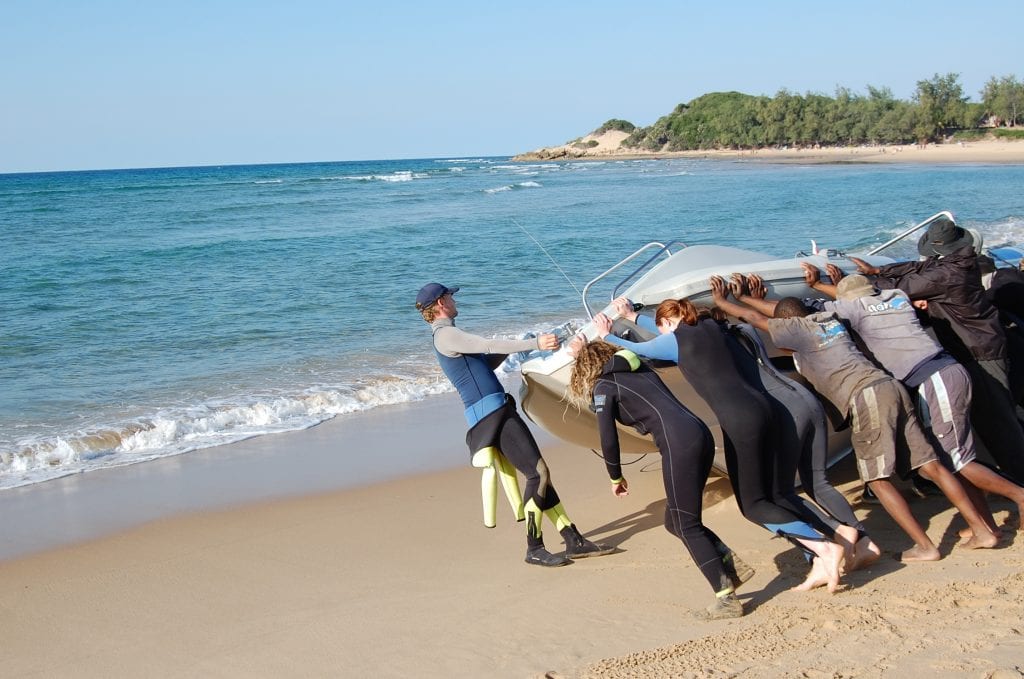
[514,129,1024,165]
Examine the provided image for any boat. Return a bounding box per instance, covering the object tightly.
[518,211,1023,475]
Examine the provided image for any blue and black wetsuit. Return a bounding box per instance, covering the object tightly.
[431,319,562,538]
[592,350,733,593]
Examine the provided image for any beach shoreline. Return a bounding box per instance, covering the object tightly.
[0,392,473,562]
[2,387,1023,677]
[514,134,1024,166]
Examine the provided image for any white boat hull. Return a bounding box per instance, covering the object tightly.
[520,243,896,475]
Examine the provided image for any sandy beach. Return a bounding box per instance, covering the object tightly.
[515,131,1024,166]
[2,391,1023,678]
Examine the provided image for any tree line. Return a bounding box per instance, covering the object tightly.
[610,73,1023,152]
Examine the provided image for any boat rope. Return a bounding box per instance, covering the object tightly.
[510,217,583,297]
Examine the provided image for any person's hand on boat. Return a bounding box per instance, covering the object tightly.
[593,312,614,339]
[610,296,639,322]
[825,263,845,285]
[537,333,560,351]
[747,273,768,300]
[801,262,822,287]
[566,334,586,357]
[728,273,748,298]
[849,256,880,276]
[611,477,629,497]
[709,275,729,302]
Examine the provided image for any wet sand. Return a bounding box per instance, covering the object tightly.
[2,393,1023,678]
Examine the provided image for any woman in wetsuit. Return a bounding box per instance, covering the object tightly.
[594,298,844,592]
[727,320,880,571]
[567,339,750,619]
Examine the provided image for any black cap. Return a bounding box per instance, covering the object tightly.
[415,282,459,310]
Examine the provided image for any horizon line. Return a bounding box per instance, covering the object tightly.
[0,154,516,178]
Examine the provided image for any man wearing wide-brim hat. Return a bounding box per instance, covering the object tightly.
[849,215,1024,485]
[802,264,1024,536]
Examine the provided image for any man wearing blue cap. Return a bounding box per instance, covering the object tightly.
[416,282,612,566]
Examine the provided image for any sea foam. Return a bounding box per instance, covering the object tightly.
[0,321,581,491]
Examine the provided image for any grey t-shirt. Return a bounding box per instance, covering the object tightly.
[822,289,942,382]
[767,311,888,417]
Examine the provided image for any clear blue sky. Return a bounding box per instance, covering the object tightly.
[3,0,1022,173]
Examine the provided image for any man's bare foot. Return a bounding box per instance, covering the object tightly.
[898,544,941,562]
[960,530,998,549]
[847,536,882,572]
[959,526,1002,541]
[834,525,859,571]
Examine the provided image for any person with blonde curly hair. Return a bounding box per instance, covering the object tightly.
[567,337,750,619]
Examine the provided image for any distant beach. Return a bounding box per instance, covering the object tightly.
[515,130,1024,165]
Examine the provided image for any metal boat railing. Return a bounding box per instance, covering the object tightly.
[581,241,685,319]
[866,210,955,256]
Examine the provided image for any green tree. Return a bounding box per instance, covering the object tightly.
[982,75,1024,127]
[593,119,636,135]
[913,73,968,140]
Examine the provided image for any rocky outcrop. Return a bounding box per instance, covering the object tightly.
[512,129,633,161]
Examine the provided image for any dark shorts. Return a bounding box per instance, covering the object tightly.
[914,363,976,472]
[850,379,937,482]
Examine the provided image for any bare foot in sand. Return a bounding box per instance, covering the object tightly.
[792,542,843,593]
[899,544,941,562]
[846,536,882,572]
[960,530,998,549]
[834,525,859,571]
[959,526,1003,541]
[792,557,830,592]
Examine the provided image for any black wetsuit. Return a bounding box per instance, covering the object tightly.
[592,352,731,592]
[727,324,864,535]
[673,319,823,542]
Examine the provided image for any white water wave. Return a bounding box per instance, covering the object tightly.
[343,171,430,183]
[975,215,1024,249]
[0,321,582,491]
[483,181,543,194]
[491,164,560,171]
[0,376,453,490]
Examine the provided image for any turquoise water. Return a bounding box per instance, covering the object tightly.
[2,157,1023,488]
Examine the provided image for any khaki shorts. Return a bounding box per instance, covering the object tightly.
[850,379,937,482]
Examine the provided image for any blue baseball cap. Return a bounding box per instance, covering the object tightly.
[416,283,459,310]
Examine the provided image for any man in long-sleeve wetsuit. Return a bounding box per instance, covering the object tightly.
[416,282,612,567]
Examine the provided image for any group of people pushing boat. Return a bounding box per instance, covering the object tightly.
[417,214,1024,620]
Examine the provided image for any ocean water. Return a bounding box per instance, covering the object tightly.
[2,157,1023,490]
